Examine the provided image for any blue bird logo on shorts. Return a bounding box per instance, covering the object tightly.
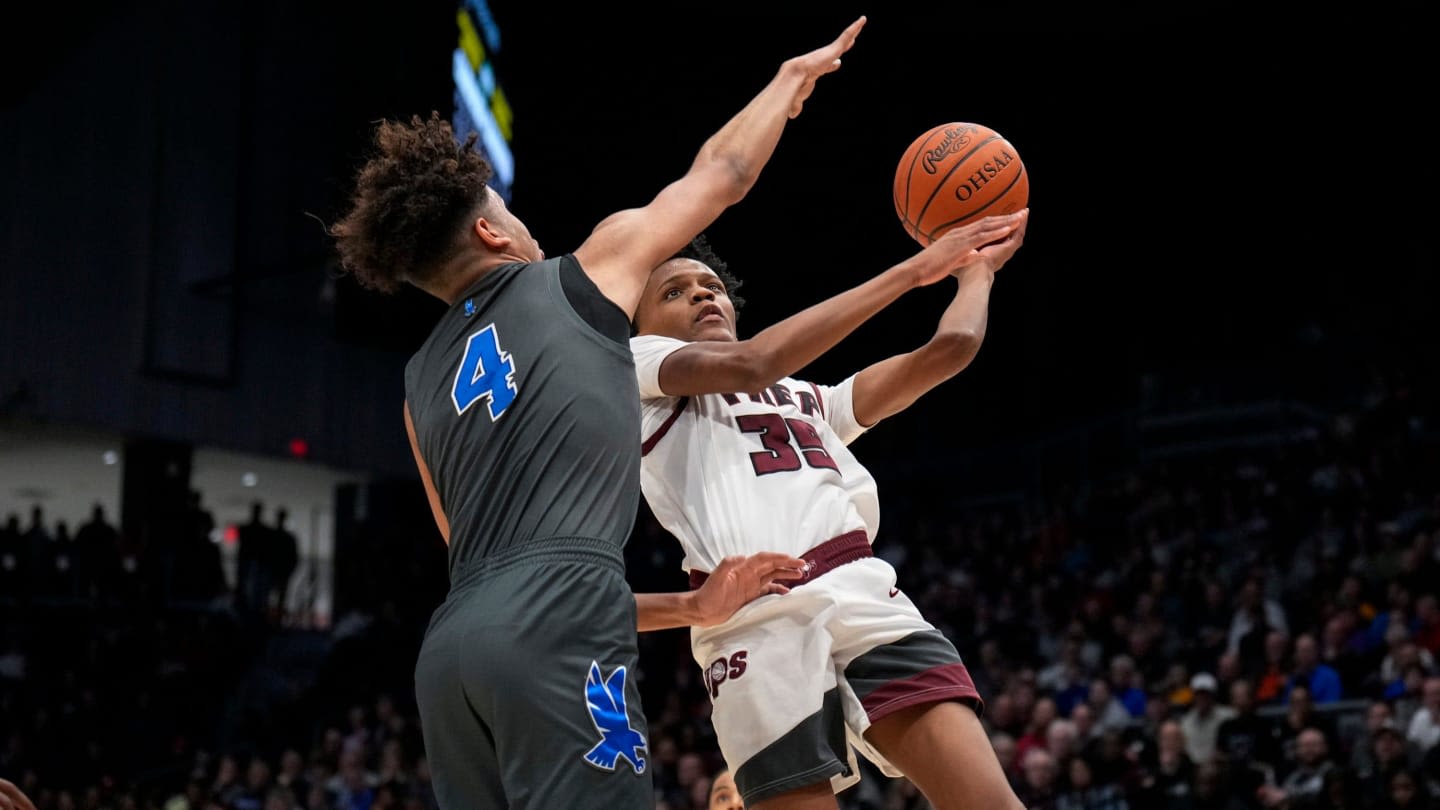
[583,661,648,774]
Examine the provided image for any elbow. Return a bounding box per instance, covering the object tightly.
[929,328,984,374]
[728,342,783,392]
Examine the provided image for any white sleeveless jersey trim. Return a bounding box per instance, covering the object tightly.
[630,334,880,571]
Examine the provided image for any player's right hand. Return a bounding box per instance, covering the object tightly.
[0,779,37,810]
[692,552,807,627]
[905,210,1027,287]
[781,16,866,119]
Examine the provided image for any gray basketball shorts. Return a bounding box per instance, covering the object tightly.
[415,538,652,809]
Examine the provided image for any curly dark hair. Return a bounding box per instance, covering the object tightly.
[673,234,745,312]
[330,112,494,293]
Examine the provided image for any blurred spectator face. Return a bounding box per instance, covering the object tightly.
[1031,697,1058,731]
[280,749,302,776]
[991,733,1017,772]
[1424,677,1440,709]
[1217,653,1241,684]
[1230,679,1253,713]
[1110,656,1135,688]
[1294,634,1319,671]
[1389,770,1418,807]
[689,776,713,809]
[1387,619,1412,649]
[709,770,743,810]
[1159,721,1185,756]
[1418,595,1439,625]
[247,759,271,789]
[1266,631,1288,664]
[217,756,239,785]
[263,790,291,810]
[1071,704,1095,740]
[1046,720,1077,761]
[1145,694,1170,727]
[678,752,704,787]
[1367,701,1395,733]
[991,693,1017,730]
[1297,728,1328,767]
[1088,680,1113,709]
[1324,615,1348,649]
[1022,749,1057,792]
[1374,729,1404,767]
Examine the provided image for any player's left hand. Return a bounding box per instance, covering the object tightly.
[956,209,1028,278]
[692,552,807,627]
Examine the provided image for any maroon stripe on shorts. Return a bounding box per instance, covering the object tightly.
[688,530,870,591]
[641,396,689,456]
[859,662,983,723]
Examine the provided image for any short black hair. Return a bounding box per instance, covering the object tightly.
[673,234,745,311]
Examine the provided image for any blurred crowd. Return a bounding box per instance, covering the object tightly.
[2,371,1436,809]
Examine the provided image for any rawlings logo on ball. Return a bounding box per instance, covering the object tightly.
[921,124,978,174]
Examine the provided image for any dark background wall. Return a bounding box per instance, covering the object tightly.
[3,0,1434,489]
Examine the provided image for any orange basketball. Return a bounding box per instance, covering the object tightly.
[893,122,1028,246]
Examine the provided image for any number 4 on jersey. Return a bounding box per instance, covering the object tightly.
[452,324,519,421]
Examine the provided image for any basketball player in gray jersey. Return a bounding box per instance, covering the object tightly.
[329,17,866,810]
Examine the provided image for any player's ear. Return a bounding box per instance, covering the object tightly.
[473,217,513,251]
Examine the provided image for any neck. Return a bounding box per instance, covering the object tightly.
[423,251,532,306]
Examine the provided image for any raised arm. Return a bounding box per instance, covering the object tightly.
[655,213,1026,396]
[573,17,866,319]
[848,211,1028,426]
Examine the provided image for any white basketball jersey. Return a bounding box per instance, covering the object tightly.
[631,335,881,573]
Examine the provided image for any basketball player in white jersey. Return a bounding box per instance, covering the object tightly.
[630,210,1029,810]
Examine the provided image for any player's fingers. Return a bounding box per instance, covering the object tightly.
[750,552,806,568]
[836,16,866,51]
[0,782,36,810]
[765,583,791,596]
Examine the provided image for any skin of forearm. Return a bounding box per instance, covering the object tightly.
[634,591,701,633]
[740,264,918,387]
[692,65,807,196]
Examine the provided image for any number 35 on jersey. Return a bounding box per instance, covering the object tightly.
[451,324,519,421]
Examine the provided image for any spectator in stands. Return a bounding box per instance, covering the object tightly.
[1216,679,1281,770]
[1110,655,1148,718]
[1288,633,1344,704]
[1181,673,1236,765]
[1018,748,1060,809]
[1055,755,1129,810]
[1409,677,1440,752]
[1258,727,1333,807]
[1360,720,1414,806]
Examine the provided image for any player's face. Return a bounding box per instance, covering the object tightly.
[709,771,743,810]
[634,260,737,342]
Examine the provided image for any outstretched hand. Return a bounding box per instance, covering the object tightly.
[693,552,807,627]
[906,209,1028,287]
[958,208,1029,277]
[783,16,866,118]
[0,779,37,810]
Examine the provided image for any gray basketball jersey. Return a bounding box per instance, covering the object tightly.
[404,256,641,574]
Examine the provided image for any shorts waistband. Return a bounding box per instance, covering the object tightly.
[450,536,625,590]
[688,530,871,591]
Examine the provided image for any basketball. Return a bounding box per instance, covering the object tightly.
[893,122,1029,246]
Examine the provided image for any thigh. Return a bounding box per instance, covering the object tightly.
[693,594,854,807]
[825,560,983,773]
[863,701,1021,810]
[474,562,654,809]
[415,606,507,810]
